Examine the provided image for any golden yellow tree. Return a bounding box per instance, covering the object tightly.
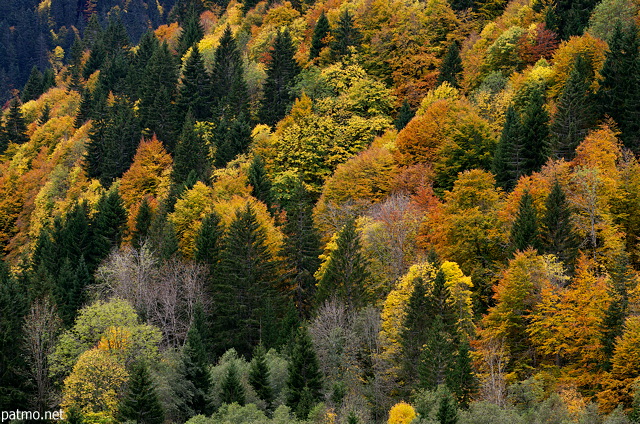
[387,401,417,424]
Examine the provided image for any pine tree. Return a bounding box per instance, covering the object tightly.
[597,23,640,152]
[316,218,370,308]
[493,106,524,191]
[68,36,85,92]
[177,45,212,122]
[551,55,596,159]
[436,391,458,424]
[220,363,245,406]
[182,305,213,415]
[172,111,210,186]
[600,256,632,369]
[520,86,549,174]
[213,114,252,168]
[21,66,44,102]
[211,26,249,120]
[330,10,361,59]
[129,31,160,99]
[132,197,153,249]
[259,28,301,127]
[540,180,578,266]
[249,344,274,411]
[510,191,539,252]
[394,100,415,131]
[437,42,463,88]
[5,98,29,145]
[92,190,127,260]
[287,327,323,420]
[177,9,204,58]
[248,155,272,209]
[195,211,225,290]
[310,11,330,60]
[282,182,322,317]
[38,103,51,126]
[117,361,165,424]
[83,13,103,49]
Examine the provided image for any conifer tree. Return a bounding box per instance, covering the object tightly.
[177,45,212,122]
[195,211,225,288]
[554,0,599,39]
[310,12,330,60]
[68,36,85,92]
[493,106,524,191]
[182,305,213,415]
[316,218,370,308]
[249,344,274,411]
[436,391,458,424]
[177,9,204,58]
[130,31,160,99]
[118,361,165,424]
[5,98,29,145]
[520,86,549,174]
[551,55,595,159]
[220,363,245,406]
[394,100,415,131]
[171,111,210,186]
[22,66,44,102]
[540,180,578,266]
[75,89,93,129]
[0,119,7,155]
[83,13,103,49]
[64,406,84,424]
[437,42,463,88]
[287,327,323,420]
[38,103,51,126]
[42,69,56,94]
[132,197,153,249]
[259,28,301,127]
[248,155,273,209]
[211,26,249,120]
[92,190,127,260]
[282,182,322,317]
[510,191,539,252]
[600,256,632,368]
[330,10,361,59]
[597,23,640,152]
[213,115,252,168]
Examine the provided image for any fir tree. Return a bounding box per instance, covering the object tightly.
[520,86,549,174]
[75,88,93,129]
[177,9,204,58]
[68,36,85,92]
[38,103,51,126]
[436,391,458,424]
[42,69,56,94]
[211,26,249,120]
[287,327,323,420]
[394,100,415,131]
[171,111,210,186]
[182,305,213,415]
[132,197,153,249]
[83,13,103,49]
[600,256,632,368]
[249,344,274,411]
[316,218,370,308]
[0,119,7,155]
[554,0,599,39]
[282,182,322,317]
[21,66,44,102]
[5,98,29,145]
[220,363,245,406]
[129,31,160,99]
[551,54,596,159]
[92,190,127,260]
[195,211,225,290]
[259,28,301,127]
[213,115,252,168]
[248,155,273,209]
[330,10,361,59]
[310,12,330,60]
[117,361,165,424]
[540,180,578,266]
[493,106,524,191]
[437,42,463,88]
[510,191,539,252]
[177,45,212,122]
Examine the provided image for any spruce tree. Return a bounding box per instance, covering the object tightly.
[195,211,225,290]
[551,55,596,159]
[132,197,154,249]
[68,36,85,92]
[259,28,301,127]
[600,256,632,368]
[248,155,273,209]
[520,86,549,174]
[330,10,361,59]
[75,88,93,129]
[211,26,249,120]
[22,66,44,102]
[0,118,7,155]
[249,344,274,411]
[554,0,599,40]
[287,327,323,420]
[177,9,204,58]
[38,103,51,126]
[282,182,322,317]
[540,180,578,266]
[310,12,330,60]
[92,190,127,260]
[118,361,165,424]
[5,98,29,145]
[171,111,210,186]
[130,30,160,99]
[316,218,370,308]
[220,363,245,406]
[394,100,415,131]
[177,45,212,122]
[83,13,103,49]
[436,391,459,424]
[510,191,539,252]
[213,115,252,168]
[64,406,85,424]
[182,305,213,415]
[42,69,56,94]
[493,106,524,191]
[437,42,463,88]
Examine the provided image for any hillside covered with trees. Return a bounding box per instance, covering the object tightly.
[2,0,640,423]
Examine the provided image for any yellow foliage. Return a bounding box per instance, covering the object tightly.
[169,182,215,258]
[550,34,607,97]
[441,261,475,338]
[387,402,416,424]
[96,326,132,356]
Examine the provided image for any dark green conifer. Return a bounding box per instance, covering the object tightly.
[194,211,225,286]
[172,111,210,186]
[493,106,524,191]
[68,36,85,92]
[177,9,205,58]
[540,180,578,266]
[177,45,212,122]
[554,0,599,39]
[249,344,274,411]
[211,26,249,120]
[129,31,160,99]
[220,363,245,406]
[83,13,103,49]
[118,361,165,424]
[520,86,549,174]
[42,69,56,94]
[92,190,127,260]
[394,100,415,131]
[437,42,463,88]
[5,98,29,145]
[182,304,213,415]
[248,155,272,209]
[213,115,252,168]
[436,391,458,424]
[330,10,361,59]
[259,28,301,127]
[63,406,85,424]
[38,103,51,126]
[510,191,539,252]
[132,197,154,249]
[316,218,370,308]
[287,327,323,420]
[600,256,632,368]
[310,12,330,60]
[75,89,93,129]
[22,66,44,102]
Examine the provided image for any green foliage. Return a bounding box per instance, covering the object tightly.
[287,328,322,420]
[177,9,205,58]
[249,345,274,412]
[511,191,540,252]
[221,363,246,406]
[133,197,154,249]
[436,391,458,424]
[520,87,549,173]
[22,66,45,102]
[5,98,29,146]
[331,10,361,60]
[211,26,249,120]
[93,189,127,258]
[493,106,524,191]
[248,155,273,210]
[213,115,252,168]
[540,180,578,267]
[117,361,165,424]
[394,100,415,131]
[194,211,225,281]
[177,45,212,122]
[172,112,210,186]
[310,12,330,60]
[438,42,463,88]
[554,0,599,39]
[182,307,214,416]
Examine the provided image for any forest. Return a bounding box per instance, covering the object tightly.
[2,0,640,423]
